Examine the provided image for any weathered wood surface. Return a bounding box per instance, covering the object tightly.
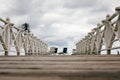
[0,55,120,80]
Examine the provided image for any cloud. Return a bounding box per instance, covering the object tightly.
[47,40,68,47]
[0,0,120,53]
[63,0,98,9]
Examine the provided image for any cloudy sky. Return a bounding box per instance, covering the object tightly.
[0,0,120,53]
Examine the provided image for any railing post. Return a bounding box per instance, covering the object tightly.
[17,52,20,56]
[5,51,8,56]
[115,6,120,14]
[107,49,111,55]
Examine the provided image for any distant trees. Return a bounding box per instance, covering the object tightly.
[22,23,30,33]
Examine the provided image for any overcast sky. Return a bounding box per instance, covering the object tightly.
[0,0,120,53]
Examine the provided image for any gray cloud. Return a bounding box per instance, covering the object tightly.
[63,0,98,9]
[0,0,120,52]
[91,6,111,13]
[47,40,68,47]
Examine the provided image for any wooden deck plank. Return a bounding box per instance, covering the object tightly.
[0,55,120,80]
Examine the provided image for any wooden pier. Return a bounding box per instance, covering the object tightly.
[0,55,120,80]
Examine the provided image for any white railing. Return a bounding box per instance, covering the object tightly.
[76,6,120,55]
[0,18,48,56]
